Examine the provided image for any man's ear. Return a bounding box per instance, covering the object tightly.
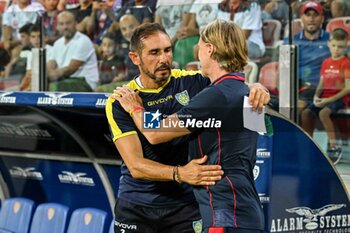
[208,43,215,56]
[129,51,140,65]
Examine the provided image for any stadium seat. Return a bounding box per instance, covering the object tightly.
[258,61,279,95]
[66,208,107,233]
[0,80,20,91]
[262,19,282,48]
[326,17,350,42]
[173,35,200,69]
[245,61,259,84]
[109,220,114,233]
[29,203,69,233]
[0,197,34,233]
[284,18,303,38]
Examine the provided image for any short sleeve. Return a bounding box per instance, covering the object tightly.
[105,97,137,141]
[71,35,94,62]
[240,3,262,30]
[342,59,350,79]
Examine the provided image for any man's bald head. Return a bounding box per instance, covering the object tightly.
[119,14,140,42]
[57,11,77,40]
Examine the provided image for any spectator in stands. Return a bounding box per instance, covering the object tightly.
[301,28,350,164]
[47,11,98,91]
[81,0,115,45]
[95,32,126,90]
[57,0,80,11]
[331,0,350,18]
[155,0,195,45]
[4,23,33,78]
[218,0,265,59]
[189,1,222,32]
[20,24,53,91]
[109,0,156,33]
[42,0,61,45]
[262,0,289,27]
[117,13,140,79]
[284,0,330,109]
[2,0,45,52]
[72,0,94,35]
[95,14,140,92]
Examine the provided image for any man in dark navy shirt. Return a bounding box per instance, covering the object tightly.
[115,20,264,233]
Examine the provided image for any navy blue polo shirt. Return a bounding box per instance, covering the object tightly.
[284,30,330,86]
[177,73,264,230]
[106,69,210,208]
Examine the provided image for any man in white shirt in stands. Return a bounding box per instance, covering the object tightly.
[47,10,98,92]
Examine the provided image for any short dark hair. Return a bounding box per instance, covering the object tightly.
[19,23,34,35]
[29,24,41,34]
[330,28,349,41]
[130,23,168,53]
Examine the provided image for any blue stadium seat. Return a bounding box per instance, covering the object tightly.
[29,203,69,233]
[109,220,114,233]
[66,208,107,233]
[0,197,34,233]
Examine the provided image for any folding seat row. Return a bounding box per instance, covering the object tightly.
[0,197,114,233]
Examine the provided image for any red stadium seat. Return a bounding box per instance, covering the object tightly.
[284,18,303,38]
[258,62,279,95]
[0,80,20,90]
[326,17,350,42]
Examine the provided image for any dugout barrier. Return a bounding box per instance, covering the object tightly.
[0,91,349,233]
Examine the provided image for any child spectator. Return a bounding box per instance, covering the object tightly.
[4,23,33,78]
[301,28,350,164]
[97,32,126,86]
[20,24,53,91]
[95,15,138,92]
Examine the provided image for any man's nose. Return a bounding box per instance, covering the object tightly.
[159,52,168,62]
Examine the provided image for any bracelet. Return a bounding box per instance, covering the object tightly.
[173,166,181,183]
[129,106,144,117]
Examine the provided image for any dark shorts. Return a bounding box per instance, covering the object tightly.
[307,100,345,115]
[299,85,316,103]
[113,198,202,233]
[205,227,263,233]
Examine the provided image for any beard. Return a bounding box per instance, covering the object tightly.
[62,30,76,40]
[305,24,321,35]
[139,60,171,84]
